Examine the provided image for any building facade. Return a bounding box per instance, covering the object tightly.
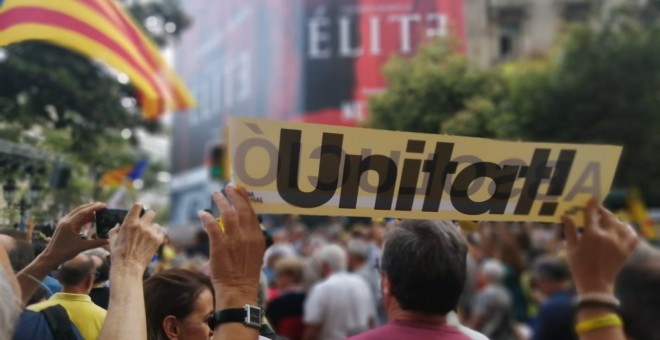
[169,0,624,225]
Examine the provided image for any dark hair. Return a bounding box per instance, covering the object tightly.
[381,220,467,315]
[144,269,215,340]
[58,256,95,286]
[532,255,570,282]
[615,242,660,340]
[7,239,35,272]
[93,255,110,284]
[28,284,49,305]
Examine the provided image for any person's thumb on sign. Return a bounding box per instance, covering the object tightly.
[561,198,638,295]
[198,185,266,303]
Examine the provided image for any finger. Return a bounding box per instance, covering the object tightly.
[560,215,578,247]
[227,186,258,232]
[66,202,98,217]
[583,198,599,234]
[238,186,261,232]
[83,238,109,250]
[68,203,107,230]
[198,210,223,243]
[125,203,144,222]
[141,209,157,225]
[150,224,166,244]
[213,191,239,236]
[107,224,120,246]
[596,204,619,231]
[212,191,234,215]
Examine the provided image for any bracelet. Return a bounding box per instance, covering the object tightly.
[576,293,620,307]
[575,313,622,334]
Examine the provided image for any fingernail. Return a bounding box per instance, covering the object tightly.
[197,210,205,218]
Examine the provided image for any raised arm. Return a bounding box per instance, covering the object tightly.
[98,204,164,340]
[199,186,265,340]
[561,199,638,340]
[16,202,108,306]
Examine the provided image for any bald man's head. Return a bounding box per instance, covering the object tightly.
[58,253,95,291]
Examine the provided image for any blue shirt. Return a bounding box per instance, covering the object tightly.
[532,290,577,340]
[42,276,62,297]
[13,310,82,340]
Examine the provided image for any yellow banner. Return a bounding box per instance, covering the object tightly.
[229,117,622,222]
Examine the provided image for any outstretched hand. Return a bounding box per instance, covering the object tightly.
[108,203,164,271]
[43,202,109,264]
[198,186,265,306]
[561,198,638,294]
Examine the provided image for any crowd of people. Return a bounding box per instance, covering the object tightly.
[0,185,658,340]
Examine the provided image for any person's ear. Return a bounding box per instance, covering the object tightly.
[381,273,391,296]
[163,315,179,339]
[321,262,330,277]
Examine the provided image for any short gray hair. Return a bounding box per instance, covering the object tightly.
[346,238,369,261]
[0,265,20,339]
[381,220,467,315]
[313,244,347,273]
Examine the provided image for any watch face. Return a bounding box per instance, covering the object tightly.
[248,305,262,322]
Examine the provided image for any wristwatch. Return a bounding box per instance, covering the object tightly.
[209,304,262,330]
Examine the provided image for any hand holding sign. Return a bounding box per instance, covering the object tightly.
[561,199,638,295]
[198,186,265,308]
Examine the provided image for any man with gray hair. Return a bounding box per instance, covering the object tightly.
[350,220,473,340]
[347,238,386,325]
[303,244,375,340]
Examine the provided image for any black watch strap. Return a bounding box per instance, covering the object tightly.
[210,304,262,329]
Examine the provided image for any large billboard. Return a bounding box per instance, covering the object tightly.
[170,0,464,224]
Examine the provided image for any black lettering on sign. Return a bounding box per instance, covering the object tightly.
[515,149,552,215]
[395,140,425,211]
[450,162,519,215]
[339,154,398,210]
[277,129,343,208]
[539,150,576,216]
[421,142,457,212]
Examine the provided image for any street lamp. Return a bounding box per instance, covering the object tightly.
[3,178,43,230]
[3,179,16,206]
[29,180,43,204]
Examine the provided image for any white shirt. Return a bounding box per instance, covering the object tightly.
[304,272,376,340]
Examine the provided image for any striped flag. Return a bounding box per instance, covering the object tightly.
[98,166,133,187]
[0,0,195,119]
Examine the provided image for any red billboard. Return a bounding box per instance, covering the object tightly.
[301,0,465,125]
[172,0,464,174]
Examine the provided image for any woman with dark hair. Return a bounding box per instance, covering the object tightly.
[144,268,216,340]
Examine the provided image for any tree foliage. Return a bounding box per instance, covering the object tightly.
[369,2,660,204]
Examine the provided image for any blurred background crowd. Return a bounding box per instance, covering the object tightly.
[3,211,656,340]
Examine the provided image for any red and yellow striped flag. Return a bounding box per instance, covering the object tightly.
[0,0,195,119]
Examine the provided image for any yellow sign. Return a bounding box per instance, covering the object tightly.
[229,118,622,222]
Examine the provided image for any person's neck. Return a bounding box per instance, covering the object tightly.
[390,310,447,325]
[351,262,367,271]
[62,286,89,295]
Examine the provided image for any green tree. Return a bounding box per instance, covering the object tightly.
[370,2,660,204]
[369,40,500,135]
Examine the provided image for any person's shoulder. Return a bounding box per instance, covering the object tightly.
[456,325,489,340]
[26,298,56,312]
[13,310,55,340]
[347,325,392,340]
[88,302,108,317]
